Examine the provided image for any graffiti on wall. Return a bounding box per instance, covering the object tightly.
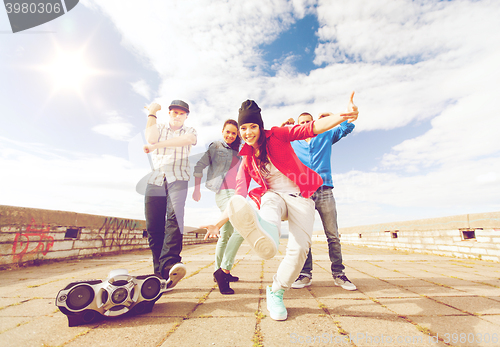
[12,218,55,261]
[98,217,140,249]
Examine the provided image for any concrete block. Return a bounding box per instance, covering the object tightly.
[78,232,92,241]
[1,226,19,232]
[490,237,500,243]
[0,205,64,225]
[78,248,102,256]
[486,232,500,242]
[47,249,80,259]
[457,246,471,253]
[486,248,500,256]
[51,240,74,251]
[0,243,16,256]
[469,211,500,228]
[50,232,66,241]
[421,237,435,244]
[483,255,500,261]
[73,240,104,249]
[0,232,16,243]
[339,214,471,235]
[406,237,420,243]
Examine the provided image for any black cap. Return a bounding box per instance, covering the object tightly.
[238,100,263,128]
[169,100,190,113]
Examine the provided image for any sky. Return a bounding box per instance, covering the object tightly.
[1,0,499,232]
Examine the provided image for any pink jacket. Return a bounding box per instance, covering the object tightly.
[235,121,323,208]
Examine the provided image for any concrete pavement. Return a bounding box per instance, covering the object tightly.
[0,241,499,346]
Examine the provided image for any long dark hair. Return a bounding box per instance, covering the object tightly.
[254,125,270,175]
[222,119,241,152]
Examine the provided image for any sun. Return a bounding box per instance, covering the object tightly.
[44,48,96,93]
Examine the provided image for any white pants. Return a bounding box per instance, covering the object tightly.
[259,190,315,291]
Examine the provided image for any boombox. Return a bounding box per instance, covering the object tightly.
[56,269,168,326]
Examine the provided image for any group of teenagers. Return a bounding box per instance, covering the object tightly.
[142,93,359,321]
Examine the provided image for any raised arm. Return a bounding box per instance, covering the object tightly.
[145,103,161,144]
[312,92,359,134]
[347,91,358,123]
[280,118,295,127]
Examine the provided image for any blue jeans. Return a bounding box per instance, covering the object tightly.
[301,187,345,277]
[144,180,188,276]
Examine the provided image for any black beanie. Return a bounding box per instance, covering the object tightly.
[238,100,263,128]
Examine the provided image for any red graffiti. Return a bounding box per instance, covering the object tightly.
[12,218,54,261]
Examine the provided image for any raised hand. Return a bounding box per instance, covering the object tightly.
[145,102,161,115]
[280,118,295,127]
[346,91,358,123]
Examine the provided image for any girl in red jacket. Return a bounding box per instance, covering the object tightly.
[202,96,358,320]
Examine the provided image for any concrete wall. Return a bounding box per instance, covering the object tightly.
[336,211,500,262]
[0,205,214,268]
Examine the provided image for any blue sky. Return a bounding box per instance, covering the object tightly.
[1,0,499,231]
[261,14,319,75]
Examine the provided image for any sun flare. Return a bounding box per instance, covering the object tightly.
[45,49,95,92]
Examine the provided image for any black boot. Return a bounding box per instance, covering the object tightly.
[213,272,239,282]
[213,268,234,295]
[226,273,239,282]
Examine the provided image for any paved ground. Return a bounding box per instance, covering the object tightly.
[0,241,499,347]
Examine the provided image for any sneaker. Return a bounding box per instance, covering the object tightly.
[227,195,279,260]
[333,274,357,291]
[266,286,287,320]
[163,263,186,291]
[291,274,312,289]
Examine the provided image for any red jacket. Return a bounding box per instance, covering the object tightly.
[235,121,323,208]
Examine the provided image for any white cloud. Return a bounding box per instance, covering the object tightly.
[0,137,147,219]
[476,172,498,184]
[5,0,496,228]
[92,111,135,141]
[92,122,134,141]
[334,154,500,227]
[81,0,500,226]
[314,0,500,65]
[130,79,152,99]
[84,0,310,128]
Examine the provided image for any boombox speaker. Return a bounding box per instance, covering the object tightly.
[56,269,168,326]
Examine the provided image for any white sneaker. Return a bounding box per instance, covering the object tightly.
[291,274,312,289]
[333,274,356,291]
[164,263,186,291]
[266,286,287,320]
[227,195,279,260]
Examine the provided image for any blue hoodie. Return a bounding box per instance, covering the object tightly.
[291,121,354,188]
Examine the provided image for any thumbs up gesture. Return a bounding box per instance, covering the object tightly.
[347,91,358,123]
